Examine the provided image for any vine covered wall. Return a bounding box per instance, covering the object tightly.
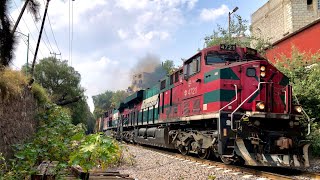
[0,89,38,159]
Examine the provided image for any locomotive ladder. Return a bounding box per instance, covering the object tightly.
[230,82,272,131]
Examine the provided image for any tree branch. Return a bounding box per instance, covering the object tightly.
[56,96,82,106]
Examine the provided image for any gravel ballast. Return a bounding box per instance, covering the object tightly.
[111,145,272,180]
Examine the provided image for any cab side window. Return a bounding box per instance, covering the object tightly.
[183,55,201,78]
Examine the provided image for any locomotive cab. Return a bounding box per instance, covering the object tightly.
[198,44,309,167]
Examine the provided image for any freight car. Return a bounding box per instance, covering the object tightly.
[104,44,311,167]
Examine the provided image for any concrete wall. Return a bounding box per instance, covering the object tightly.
[0,89,38,159]
[266,20,320,62]
[251,0,320,43]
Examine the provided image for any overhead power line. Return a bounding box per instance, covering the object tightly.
[71,0,74,65]
[8,13,39,63]
[31,14,53,53]
[12,0,45,58]
[41,0,62,57]
[69,0,71,65]
[47,14,62,55]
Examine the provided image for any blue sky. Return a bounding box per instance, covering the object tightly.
[9,0,268,111]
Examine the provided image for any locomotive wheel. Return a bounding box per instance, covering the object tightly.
[220,156,233,165]
[197,148,210,159]
[178,144,190,156]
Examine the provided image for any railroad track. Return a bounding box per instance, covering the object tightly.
[126,143,320,180]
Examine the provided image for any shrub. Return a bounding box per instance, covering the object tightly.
[274,47,320,156]
[0,105,121,179]
[31,83,50,105]
[0,68,27,100]
[69,133,121,172]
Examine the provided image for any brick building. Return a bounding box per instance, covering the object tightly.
[129,72,152,92]
[251,0,320,44]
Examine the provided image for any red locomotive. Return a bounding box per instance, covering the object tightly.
[103,44,310,167]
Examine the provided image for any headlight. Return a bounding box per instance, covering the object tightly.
[289,121,294,127]
[254,120,260,126]
[260,66,266,71]
[294,105,302,113]
[256,102,265,110]
[260,71,266,77]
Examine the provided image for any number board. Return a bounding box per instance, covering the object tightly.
[220,44,236,51]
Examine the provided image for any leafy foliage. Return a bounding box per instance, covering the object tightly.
[206,15,271,54]
[162,60,176,75]
[69,133,121,172]
[34,57,82,102]
[93,90,128,118]
[274,47,320,156]
[110,90,129,108]
[24,0,40,21]
[32,57,94,127]
[30,83,50,105]
[0,105,121,179]
[0,105,84,179]
[93,90,114,118]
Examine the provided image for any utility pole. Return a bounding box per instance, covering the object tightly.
[228,7,239,40]
[31,0,51,77]
[50,52,61,59]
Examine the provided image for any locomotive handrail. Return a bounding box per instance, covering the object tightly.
[230,82,271,131]
[293,94,312,135]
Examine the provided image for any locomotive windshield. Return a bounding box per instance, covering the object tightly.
[205,51,240,65]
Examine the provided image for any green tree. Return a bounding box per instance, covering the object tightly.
[162,60,176,75]
[92,90,128,119]
[274,47,320,156]
[206,15,271,53]
[92,90,114,118]
[32,57,92,126]
[110,90,128,108]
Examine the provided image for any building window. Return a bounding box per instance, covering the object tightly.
[307,0,313,10]
[318,0,320,9]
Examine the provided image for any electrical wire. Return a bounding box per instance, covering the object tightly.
[47,14,62,55]
[68,0,71,65]
[8,13,39,64]
[31,14,53,54]
[12,0,45,58]
[71,0,74,66]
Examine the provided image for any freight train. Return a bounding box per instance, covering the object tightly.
[102,44,311,167]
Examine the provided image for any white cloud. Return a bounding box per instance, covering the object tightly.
[117,29,128,40]
[200,4,230,22]
[115,0,149,11]
[186,0,198,9]
[10,0,199,112]
[74,55,129,112]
